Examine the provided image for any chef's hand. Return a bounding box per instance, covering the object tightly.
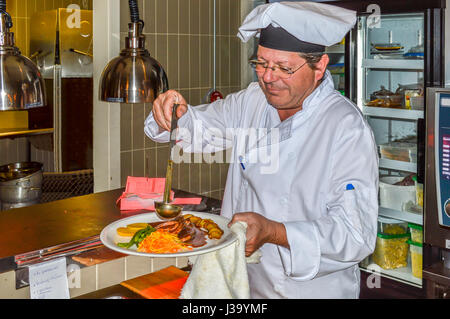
[228,212,289,257]
[152,90,188,131]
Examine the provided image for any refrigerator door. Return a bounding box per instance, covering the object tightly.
[353,12,427,288]
[356,13,425,218]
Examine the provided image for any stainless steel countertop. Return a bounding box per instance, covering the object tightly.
[0,188,221,273]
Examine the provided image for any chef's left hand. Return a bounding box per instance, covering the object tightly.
[228,212,289,257]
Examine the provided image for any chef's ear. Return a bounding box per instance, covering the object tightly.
[314,54,329,82]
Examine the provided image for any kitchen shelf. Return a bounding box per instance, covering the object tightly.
[378,206,423,225]
[379,158,417,173]
[362,59,424,70]
[360,264,422,288]
[363,106,424,120]
[0,128,54,139]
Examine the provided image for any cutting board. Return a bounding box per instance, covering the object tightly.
[72,246,126,267]
[120,266,189,299]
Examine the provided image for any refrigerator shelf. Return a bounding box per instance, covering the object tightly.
[362,59,424,70]
[362,106,424,120]
[378,207,423,225]
[379,158,417,173]
[360,264,422,288]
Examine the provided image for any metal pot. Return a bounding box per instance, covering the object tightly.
[0,162,43,205]
[0,185,42,203]
[0,162,43,185]
[1,199,40,211]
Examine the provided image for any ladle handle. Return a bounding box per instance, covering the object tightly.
[163,104,179,203]
[162,159,173,203]
[168,104,179,150]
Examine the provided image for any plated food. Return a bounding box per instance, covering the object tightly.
[100,211,237,258]
[115,214,224,254]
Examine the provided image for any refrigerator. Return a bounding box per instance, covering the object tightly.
[338,0,446,297]
[265,0,448,297]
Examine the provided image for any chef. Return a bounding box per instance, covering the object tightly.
[145,1,379,299]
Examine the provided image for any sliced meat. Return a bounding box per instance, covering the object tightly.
[183,227,208,247]
[178,220,196,242]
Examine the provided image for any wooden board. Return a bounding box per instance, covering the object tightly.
[120,266,189,299]
[72,246,126,267]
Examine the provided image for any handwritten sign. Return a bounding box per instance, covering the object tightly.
[28,258,70,299]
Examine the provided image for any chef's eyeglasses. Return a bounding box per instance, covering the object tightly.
[248,59,308,79]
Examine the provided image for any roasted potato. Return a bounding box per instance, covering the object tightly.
[208,229,223,239]
[184,215,224,240]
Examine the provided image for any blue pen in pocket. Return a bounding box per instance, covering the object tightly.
[239,156,246,171]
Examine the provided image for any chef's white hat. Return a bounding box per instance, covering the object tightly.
[238,1,356,53]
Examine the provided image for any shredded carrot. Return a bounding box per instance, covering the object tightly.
[137,230,192,254]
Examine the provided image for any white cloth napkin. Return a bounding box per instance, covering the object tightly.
[180,221,261,299]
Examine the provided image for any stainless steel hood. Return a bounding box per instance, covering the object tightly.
[99,0,168,104]
[0,5,46,111]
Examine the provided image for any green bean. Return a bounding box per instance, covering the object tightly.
[116,225,156,249]
[118,228,144,248]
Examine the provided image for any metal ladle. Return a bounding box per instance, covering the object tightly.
[154,103,183,220]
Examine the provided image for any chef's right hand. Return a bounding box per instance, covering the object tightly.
[152,90,188,131]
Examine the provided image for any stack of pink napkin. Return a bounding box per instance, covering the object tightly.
[117,177,202,211]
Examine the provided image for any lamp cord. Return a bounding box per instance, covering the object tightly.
[0,0,13,29]
[128,0,145,28]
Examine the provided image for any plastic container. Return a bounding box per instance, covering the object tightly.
[373,232,410,270]
[378,217,408,235]
[379,142,417,162]
[410,96,424,110]
[404,89,421,109]
[412,175,423,208]
[379,176,417,211]
[407,240,423,278]
[408,223,423,243]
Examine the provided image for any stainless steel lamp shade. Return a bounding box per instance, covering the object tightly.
[99,22,169,104]
[0,11,46,111]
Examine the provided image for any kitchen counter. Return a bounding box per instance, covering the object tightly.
[0,188,222,274]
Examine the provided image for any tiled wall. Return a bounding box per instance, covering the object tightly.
[0,0,92,169]
[120,0,243,200]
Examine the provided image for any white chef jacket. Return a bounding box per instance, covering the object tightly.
[144,71,379,299]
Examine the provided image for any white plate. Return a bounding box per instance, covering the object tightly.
[100,211,237,258]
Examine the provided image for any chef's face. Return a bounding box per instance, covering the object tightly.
[255,45,329,117]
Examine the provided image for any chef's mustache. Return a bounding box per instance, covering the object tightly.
[259,79,288,91]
